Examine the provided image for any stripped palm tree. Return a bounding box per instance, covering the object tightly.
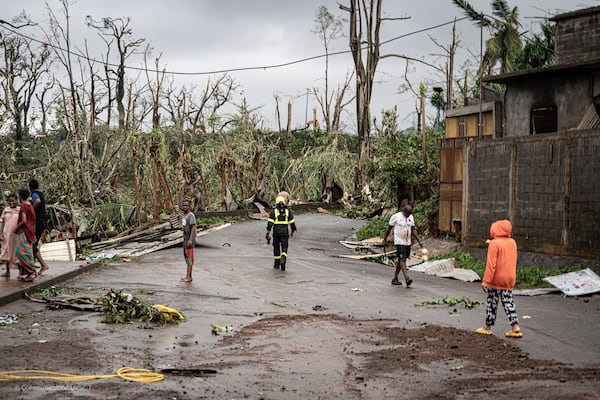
[452,0,522,74]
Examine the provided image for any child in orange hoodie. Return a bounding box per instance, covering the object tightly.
[476,220,523,338]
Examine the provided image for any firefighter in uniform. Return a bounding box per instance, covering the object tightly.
[265,196,297,271]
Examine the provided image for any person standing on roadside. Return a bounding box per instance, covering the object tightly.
[476,219,523,338]
[14,188,37,282]
[0,193,20,278]
[180,200,196,283]
[29,179,50,275]
[265,196,297,271]
[382,204,422,287]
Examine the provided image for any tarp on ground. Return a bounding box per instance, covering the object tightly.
[542,268,600,296]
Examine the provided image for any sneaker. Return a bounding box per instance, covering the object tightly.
[406,278,413,287]
[391,279,402,286]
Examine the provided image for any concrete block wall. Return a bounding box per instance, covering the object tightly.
[464,130,600,258]
[513,140,564,246]
[569,133,600,248]
[465,143,511,241]
[553,8,600,64]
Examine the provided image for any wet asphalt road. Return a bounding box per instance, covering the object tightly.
[96,213,599,365]
[1,213,598,399]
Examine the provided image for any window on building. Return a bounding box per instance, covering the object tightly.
[458,117,465,137]
[530,106,557,134]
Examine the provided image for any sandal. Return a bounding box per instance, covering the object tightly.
[24,273,37,282]
[476,327,492,335]
[1,272,10,278]
[505,330,523,338]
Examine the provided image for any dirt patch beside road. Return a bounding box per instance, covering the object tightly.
[0,293,598,399]
[194,314,600,399]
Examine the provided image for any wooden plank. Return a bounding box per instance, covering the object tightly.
[438,201,452,232]
[87,222,232,259]
[338,250,395,260]
[40,240,76,261]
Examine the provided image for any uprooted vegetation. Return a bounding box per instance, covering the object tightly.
[2,109,442,239]
[27,288,185,325]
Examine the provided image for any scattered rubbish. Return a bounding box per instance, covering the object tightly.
[338,250,395,260]
[415,297,480,310]
[153,305,186,322]
[451,365,464,370]
[409,259,481,282]
[39,239,76,261]
[339,238,385,250]
[312,305,328,311]
[542,268,600,296]
[160,368,217,377]
[25,291,100,311]
[449,308,460,316]
[0,315,17,325]
[351,288,364,292]
[85,222,231,260]
[87,252,118,261]
[339,239,392,261]
[522,315,532,319]
[210,323,233,335]
[222,242,231,247]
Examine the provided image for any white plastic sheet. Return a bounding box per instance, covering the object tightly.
[543,268,600,296]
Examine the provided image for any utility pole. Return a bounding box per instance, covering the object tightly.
[433,86,444,133]
[478,15,483,138]
[305,88,310,126]
[420,83,427,168]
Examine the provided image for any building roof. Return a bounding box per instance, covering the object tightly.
[549,6,600,22]
[446,101,496,118]
[482,57,600,84]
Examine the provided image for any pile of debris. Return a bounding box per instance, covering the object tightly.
[338,238,480,283]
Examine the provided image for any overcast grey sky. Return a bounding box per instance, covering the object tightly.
[2,0,595,131]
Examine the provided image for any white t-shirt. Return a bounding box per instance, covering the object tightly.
[389,212,415,246]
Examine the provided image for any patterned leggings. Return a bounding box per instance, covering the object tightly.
[485,288,519,327]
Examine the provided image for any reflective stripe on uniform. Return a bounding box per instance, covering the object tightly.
[273,209,290,224]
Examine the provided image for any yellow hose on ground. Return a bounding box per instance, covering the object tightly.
[0,367,163,383]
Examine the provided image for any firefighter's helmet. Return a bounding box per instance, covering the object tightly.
[275,196,286,205]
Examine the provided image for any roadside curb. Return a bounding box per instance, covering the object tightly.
[0,261,105,307]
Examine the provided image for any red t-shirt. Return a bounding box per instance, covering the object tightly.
[16,201,36,243]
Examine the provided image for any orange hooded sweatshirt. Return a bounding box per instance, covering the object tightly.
[482,220,518,291]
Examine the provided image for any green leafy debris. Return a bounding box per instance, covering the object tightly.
[34,287,62,298]
[415,296,480,310]
[99,289,180,325]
